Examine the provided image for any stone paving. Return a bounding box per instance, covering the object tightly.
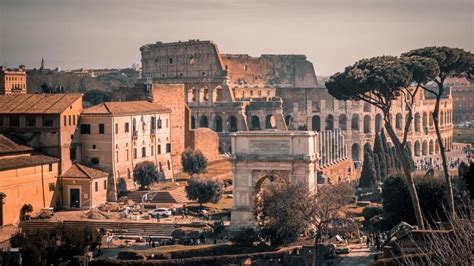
[339,243,379,266]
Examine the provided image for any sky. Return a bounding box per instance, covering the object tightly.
[0,0,473,75]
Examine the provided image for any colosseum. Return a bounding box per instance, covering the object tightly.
[140,40,453,166]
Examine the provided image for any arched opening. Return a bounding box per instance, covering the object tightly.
[351,114,360,132]
[363,115,371,133]
[422,112,428,128]
[213,86,223,102]
[251,115,260,130]
[422,140,428,156]
[351,143,360,162]
[396,113,403,130]
[254,173,289,224]
[375,114,382,133]
[414,141,421,156]
[435,142,439,154]
[199,86,209,102]
[214,115,223,132]
[132,118,137,133]
[187,87,196,102]
[285,115,292,129]
[429,140,434,155]
[265,114,276,129]
[338,114,347,131]
[312,115,321,132]
[364,143,372,153]
[429,113,433,127]
[440,111,444,126]
[325,114,334,130]
[414,113,421,132]
[199,115,209,128]
[228,116,238,132]
[191,116,196,129]
[363,102,371,112]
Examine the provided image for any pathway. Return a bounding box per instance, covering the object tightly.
[339,244,379,266]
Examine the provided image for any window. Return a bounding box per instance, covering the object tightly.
[244,65,248,71]
[103,180,107,190]
[116,151,119,162]
[92,144,97,149]
[142,147,146,157]
[157,119,162,129]
[134,148,137,159]
[169,58,173,64]
[26,116,36,127]
[166,143,171,153]
[157,144,161,154]
[48,164,53,172]
[95,182,98,192]
[166,119,169,128]
[99,124,105,134]
[49,183,55,192]
[0,116,3,126]
[125,122,129,133]
[63,116,67,126]
[115,123,118,134]
[126,149,129,160]
[91,158,100,165]
[68,115,72,126]
[151,146,154,156]
[167,160,171,170]
[70,147,76,160]
[80,124,91,134]
[9,116,20,127]
[73,115,76,125]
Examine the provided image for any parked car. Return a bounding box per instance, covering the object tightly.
[149,208,172,218]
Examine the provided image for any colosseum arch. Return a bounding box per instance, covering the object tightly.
[285,115,293,129]
[213,86,223,102]
[187,87,196,102]
[429,140,434,155]
[214,115,223,132]
[414,141,421,157]
[265,114,276,129]
[375,114,382,133]
[429,113,433,127]
[312,115,321,132]
[351,114,360,131]
[339,114,347,131]
[251,115,261,130]
[228,115,238,132]
[199,115,209,128]
[422,140,428,156]
[364,143,372,153]
[414,113,421,132]
[352,143,360,162]
[435,142,439,154]
[363,102,371,112]
[423,112,428,128]
[191,116,196,129]
[325,114,334,130]
[363,115,371,133]
[199,86,209,102]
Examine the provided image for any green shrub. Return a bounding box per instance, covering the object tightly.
[230,228,259,247]
[362,206,383,221]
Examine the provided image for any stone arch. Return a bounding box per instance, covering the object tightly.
[363,102,371,112]
[285,115,292,129]
[351,114,360,131]
[375,114,383,133]
[191,116,196,129]
[228,115,238,132]
[312,115,321,132]
[414,141,421,157]
[325,114,334,130]
[422,140,428,156]
[213,86,223,102]
[414,113,421,132]
[251,115,261,130]
[214,115,223,132]
[199,86,209,102]
[429,140,434,155]
[187,87,196,102]
[265,114,276,129]
[338,114,347,131]
[351,143,360,162]
[396,113,403,130]
[199,115,209,128]
[363,115,371,133]
[435,141,439,154]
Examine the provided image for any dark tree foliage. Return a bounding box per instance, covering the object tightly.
[373,153,381,182]
[230,228,259,247]
[10,224,100,265]
[185,177,223,207]
[374,133,388,179]
[83,89,112,106]
[382,176,447,228]
[133,161,160,190]
[360,150,377,187]
[462,162,474,199]
[181,148,208,177]
[19,204,33,221]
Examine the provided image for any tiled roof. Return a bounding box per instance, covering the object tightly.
[0,154,59,171]
[83,101,170,116]
[0,93,82,114]
[0,134,32,155]
[62,163,108,179]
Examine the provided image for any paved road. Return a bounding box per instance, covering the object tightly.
[339,244,378,266]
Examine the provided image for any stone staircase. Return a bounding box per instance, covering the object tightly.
[126,186,191,204]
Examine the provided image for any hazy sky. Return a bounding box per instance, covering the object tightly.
[1,0,472,75]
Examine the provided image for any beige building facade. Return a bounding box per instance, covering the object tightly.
[0,66,27,95]
[80,101,173,198]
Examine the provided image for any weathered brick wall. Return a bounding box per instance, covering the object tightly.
[188,128,219,162]
[320,159,358,184]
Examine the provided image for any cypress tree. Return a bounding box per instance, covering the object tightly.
[360,150,377,188]
[374,133,388,179]
[374,153,381,182]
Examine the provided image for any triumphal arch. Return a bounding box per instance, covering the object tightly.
[230,131,321,227]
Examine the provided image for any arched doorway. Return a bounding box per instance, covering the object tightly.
[351,143,360,162]
[375,114,382,133]
[414,141,421,157]
[312,115,321,132]
[199,115,209,128]
[422,140,428,156]
[414,113,421,132]
[265,114,276,129]
[251,116,261,130]
[351,114,360,132]
[285,115,292,129]
[214,116,223,132]
[364,115,371,133]
[228,115,238,132]
[325,114,334,130]
[339,114,347,131]
[396,113,403,130]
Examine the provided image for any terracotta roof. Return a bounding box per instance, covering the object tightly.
[0,154,59,171]
[0,93,82,114]
[62,163,109,179]
[83,101,170,116]
[0,134,32,155]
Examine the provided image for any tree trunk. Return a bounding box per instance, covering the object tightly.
[385,124,425,229]
[432,95,455,218]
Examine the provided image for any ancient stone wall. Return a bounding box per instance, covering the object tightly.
[187,128,220,162]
